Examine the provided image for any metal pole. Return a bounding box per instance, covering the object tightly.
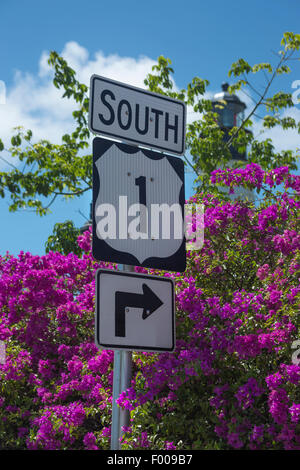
[111,350,122,450]
[110,264,133,450]
[119,350,132,433]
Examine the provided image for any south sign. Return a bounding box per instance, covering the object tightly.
[89,75,186,155]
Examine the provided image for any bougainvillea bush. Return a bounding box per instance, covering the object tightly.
[0,164,299,450]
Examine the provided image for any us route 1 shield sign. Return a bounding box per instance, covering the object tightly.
[92,137,186,272]
[95,269,175,352]
[89,74,186,155]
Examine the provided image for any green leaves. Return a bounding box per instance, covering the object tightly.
[252,63,273,74]
[228,79,247,93]
[263,115,298,131]
[264,92,294,112]
[280,31,300,50]
[45,220,82,256]
[11,135,21,147]
[248,139,298,171]
[0,31,299,223]
[48,50,90,145]
[229,58,252,77]
[143,35,299,195]
[144,55,209,107]
[0,127,92,215]
[144,55,174,94]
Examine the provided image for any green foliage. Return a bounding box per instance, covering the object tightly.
[45,220,82,256]
[0,51,92,216]
[280,32,300,50]
[120,183,299,450]
[229,58,252,76]
[248,139,297,171]
[0,31,299,216]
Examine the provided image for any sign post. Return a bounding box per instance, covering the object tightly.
[89,74,185,450]
[97,264,175,450]
[111,349,122,450]
[111,265,133,451]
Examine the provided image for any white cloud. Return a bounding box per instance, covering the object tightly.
[252,106,300,153]
[0,41,299,172]
[235,88,300,154]
[0,41,156,169]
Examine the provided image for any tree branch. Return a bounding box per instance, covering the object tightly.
[226,52,289,150]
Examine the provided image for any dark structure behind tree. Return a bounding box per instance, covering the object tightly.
[211,82,251,161]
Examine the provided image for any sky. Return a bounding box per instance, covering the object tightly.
[0,0,299,257]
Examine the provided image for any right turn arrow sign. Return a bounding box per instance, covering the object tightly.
[115,284,164,337]
[95,269,175,352]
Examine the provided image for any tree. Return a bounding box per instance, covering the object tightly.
[45,220,81,256]
[0,32,299,219]
[0,33,299,451]
[0,165,299,450]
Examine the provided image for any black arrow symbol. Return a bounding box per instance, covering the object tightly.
[115,284,163,337]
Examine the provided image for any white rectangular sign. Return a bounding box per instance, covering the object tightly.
[89,75,186,155]
[95,269,175,352]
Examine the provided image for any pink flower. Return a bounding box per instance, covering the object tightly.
[256,264,270,280]
[227,432,243,449]
[83,432,98,450]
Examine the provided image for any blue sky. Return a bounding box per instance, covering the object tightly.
[0,0,299,256]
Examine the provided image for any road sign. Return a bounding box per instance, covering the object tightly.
[92,137,186,272]
[89,75,186,155]
[95,269,175,352]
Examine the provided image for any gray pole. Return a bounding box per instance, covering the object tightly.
[110,264,133,450]
[111,350,122,450]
